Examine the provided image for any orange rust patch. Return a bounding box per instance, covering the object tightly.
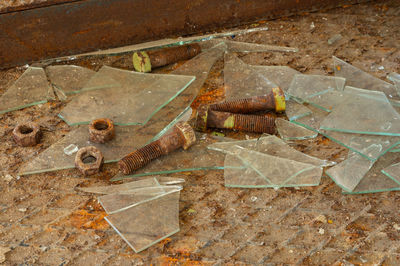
[191,88,224,109]
[52,209,109,230]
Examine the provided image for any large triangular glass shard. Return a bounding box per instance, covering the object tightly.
[333,56,398,100]
[223,54,299,100]
[224,146,323,188]
[19,44,226,176]
[103,186,182,253]
[77,177,184,194]
[381,162,400,186]
[340,152,400,194]
[0,67,55,114]
[59,66,195,125]
[326,145,380,192]
[204,39,298,53]
[285,100,312,121]
[276,118,318,141]
[46,65,96,96]
[320,87,400,136]
[287,74,346,112]
[111,135,225,182]
[208,135,333,167]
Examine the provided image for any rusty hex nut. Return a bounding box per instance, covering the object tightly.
[174,121,196,150]
[12,122,42,147]
[74,146,104,176]
[89,118,115,144]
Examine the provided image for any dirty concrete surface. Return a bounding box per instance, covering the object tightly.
[1,0,400,264]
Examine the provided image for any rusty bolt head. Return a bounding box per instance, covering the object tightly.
[75,146,104,176]
[13,122,41,147]
[195,105,210,132]
[174,121,196,149]
[89,118,115,144]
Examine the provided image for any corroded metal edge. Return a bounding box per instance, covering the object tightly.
[0,0,370,69]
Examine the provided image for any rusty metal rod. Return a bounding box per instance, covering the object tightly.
[132,43,201,72]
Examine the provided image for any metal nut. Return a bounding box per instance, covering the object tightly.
[75,146,104,176]
[13,122,41,147]
[89,118,115,143]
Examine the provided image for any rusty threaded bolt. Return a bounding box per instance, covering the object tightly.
[195,105,276,134]
[210,87,286,113]
[132,43,202,72]
[118,121,196,175]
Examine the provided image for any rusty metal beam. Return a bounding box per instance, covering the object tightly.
[0,0,370,69]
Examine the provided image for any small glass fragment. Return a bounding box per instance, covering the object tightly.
[0,67,55,114]
[388,72,400,96]
[275,118,318,141]
[63,144,78,156]
[327,34,342,45]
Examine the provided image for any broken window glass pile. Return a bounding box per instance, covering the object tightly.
[287,57,400,194]
[18,43,227,176]
[81,178,183,253]
[208,135,334,188]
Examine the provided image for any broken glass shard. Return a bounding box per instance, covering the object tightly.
[320,87,400,136]
[224,146,323,188]
[326,145,381,192]
[78,177,184,194]
[204,39,298,53]
[287,74,346,112]
[285,100,312,121]
[208,135,334,167]
[19,44,226,176]
[341,152,400,194]
[46,65,96,95]
[276,118,318,141]
[224,54,299,100]
[59,66,195,125]
[102,186,182,253]
[381,162,400,186]
[63,144,78,156]
[327,34,342,45]
[333,56,398,100]
[0,67,55,114]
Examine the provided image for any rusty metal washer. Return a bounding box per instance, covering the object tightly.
[89,118,115,143]
[12,122,42,147]
[75,146,104,176]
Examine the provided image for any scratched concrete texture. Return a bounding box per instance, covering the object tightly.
[0,0,400,265]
